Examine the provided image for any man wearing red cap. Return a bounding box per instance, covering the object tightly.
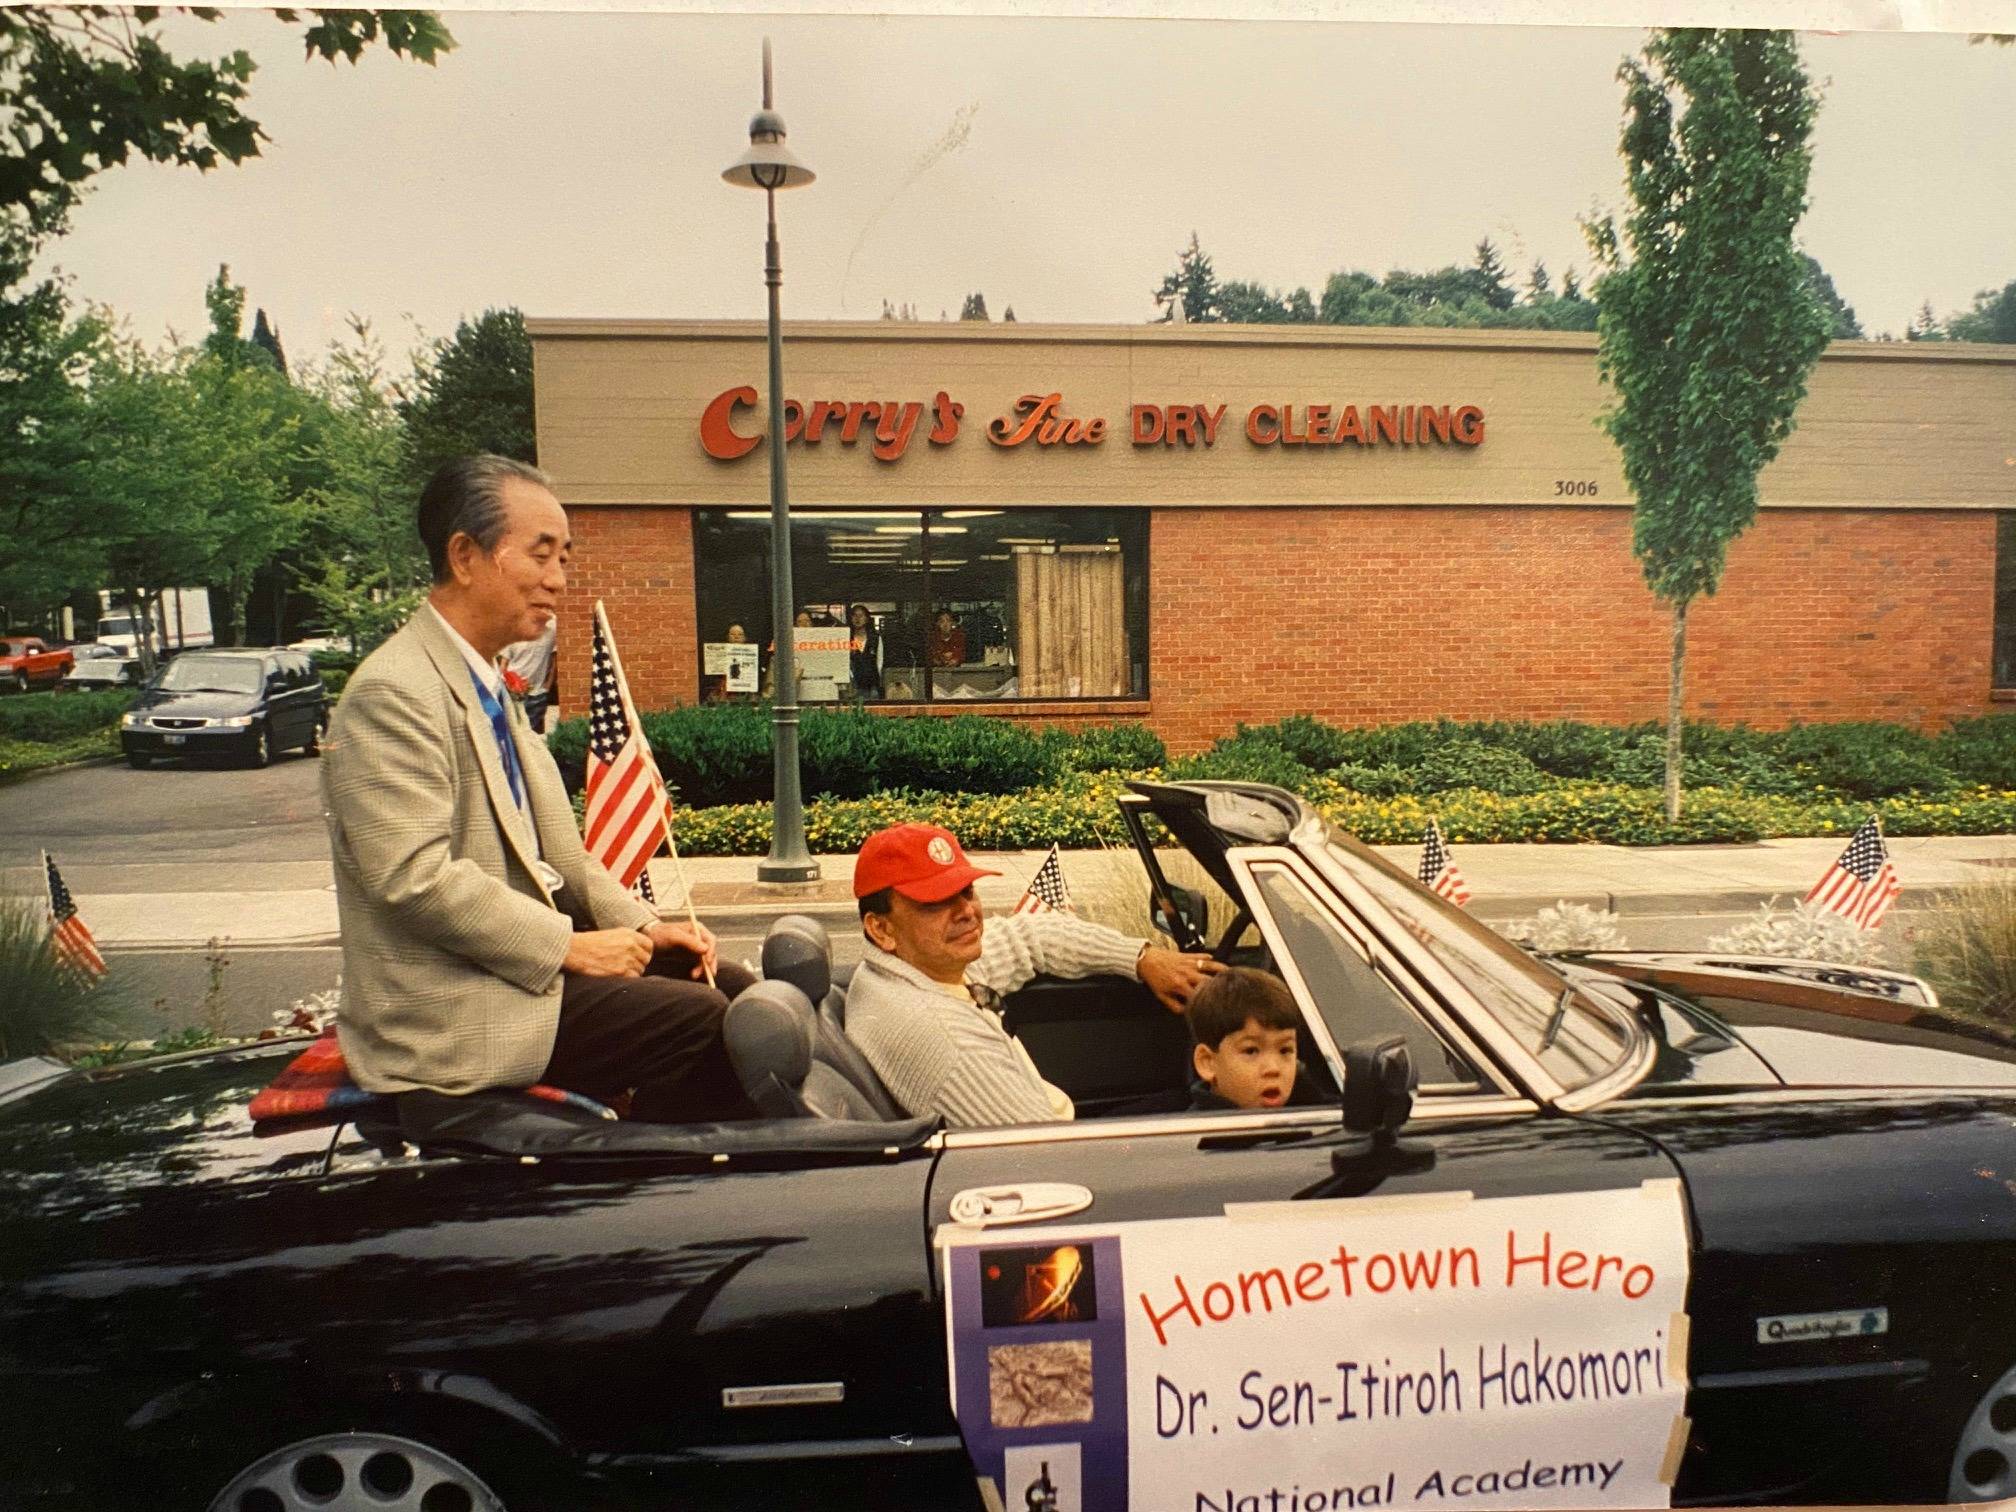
[848,822,1220,1127]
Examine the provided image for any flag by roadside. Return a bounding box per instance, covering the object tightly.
[1012,844,1074,915]
[1804,815,1902,930]
[1417,820,1471,907]
[43,851,106,980]
[582,602,672,893]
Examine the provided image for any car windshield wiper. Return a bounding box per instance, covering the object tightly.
[1537,983,1577,1053]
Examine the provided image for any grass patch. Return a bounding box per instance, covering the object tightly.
[0,726,120,784]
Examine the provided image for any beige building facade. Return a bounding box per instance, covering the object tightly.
[531,320,2016,748]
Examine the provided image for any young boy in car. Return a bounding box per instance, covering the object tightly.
[1187,967,1318,1111]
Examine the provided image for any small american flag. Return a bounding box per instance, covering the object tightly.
[1012,845,1074,916]
[1417,820,1472,907]
[1805,816,1902,930]
[582,602,672,893]
[43,851,106,979]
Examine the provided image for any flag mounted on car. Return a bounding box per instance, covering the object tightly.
[1417,819,1471,907]
[43,851,106,980]
[582,601,672,895]
[1012,844,1074,916]
[1805,815,1902,930]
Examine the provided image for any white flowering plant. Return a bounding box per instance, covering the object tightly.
[1705,899,1886,966]
[269,978,342,1037]
[1500,901,1627,953]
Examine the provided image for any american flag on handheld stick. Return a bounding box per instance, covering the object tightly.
[43,851,106,979]
[1012,845,1074,916]
[1805,815,1902,930]
[582,602,672,894]
[1417,820,1471,907]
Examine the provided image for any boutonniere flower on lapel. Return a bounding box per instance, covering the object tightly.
[500,666,531,702]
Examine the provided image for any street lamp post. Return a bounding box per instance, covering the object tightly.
[723,40,819,884]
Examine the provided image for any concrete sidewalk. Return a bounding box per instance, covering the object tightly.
[77,832,2016,950]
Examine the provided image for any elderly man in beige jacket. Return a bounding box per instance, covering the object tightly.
[322,454,756,1122]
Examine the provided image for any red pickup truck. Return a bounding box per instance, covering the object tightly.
[0,637,75,693]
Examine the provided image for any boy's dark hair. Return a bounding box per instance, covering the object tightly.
[858,887,894,922]
[1187,967,1300,1047]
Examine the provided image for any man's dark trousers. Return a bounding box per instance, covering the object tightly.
[544,947,759,1122]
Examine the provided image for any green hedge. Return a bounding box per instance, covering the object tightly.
[1183,713,2016,802]
[0,689,135,744]
[669,773,2016,856]
[549,703,1163,807]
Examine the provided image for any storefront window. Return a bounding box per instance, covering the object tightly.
[1998,513,2016,690]
[693,509,1149,704]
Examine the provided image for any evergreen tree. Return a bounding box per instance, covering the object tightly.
[1153,232,1223,323]
[1799,254,1863,339]
[959,292,990,321]
[1906,299,1941,341]
[1561,266,1586,302]
[1472,238,1515,310]
[1526,260,1553,303]
[1002,306,1017,323]
[250,308,287,376]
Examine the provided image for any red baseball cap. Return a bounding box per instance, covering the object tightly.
[853,822,1000,903]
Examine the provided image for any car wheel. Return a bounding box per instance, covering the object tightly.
[207,1430,509,1512]
[9,671,24,694]
[126,752,152,770]
[303,714,326,757]
[1951,1359,2016,1501]
[247,725,271,769]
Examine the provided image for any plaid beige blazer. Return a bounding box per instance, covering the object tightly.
[322,608,656,1095]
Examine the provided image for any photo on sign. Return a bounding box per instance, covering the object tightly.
[1003,1442,1083,1512]
[989,1340,1095,1429]
[981,1244,1099,1328]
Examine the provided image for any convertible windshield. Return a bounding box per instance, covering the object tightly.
[1318,827,1629,1091]
[156,657,261,696]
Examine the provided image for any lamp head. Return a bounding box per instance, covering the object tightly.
[722,41,815,191]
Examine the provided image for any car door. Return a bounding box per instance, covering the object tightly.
[925,849,1692,1512]
[258,655,298,746]
[309,1128,961,1508]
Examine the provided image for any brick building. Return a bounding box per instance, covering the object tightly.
[529,320,2016,753]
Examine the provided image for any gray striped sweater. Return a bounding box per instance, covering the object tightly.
[845,913,1147,1128]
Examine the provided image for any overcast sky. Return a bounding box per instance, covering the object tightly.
[36,9,2016,365]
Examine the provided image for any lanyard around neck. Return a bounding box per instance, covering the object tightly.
[467,667,526,812]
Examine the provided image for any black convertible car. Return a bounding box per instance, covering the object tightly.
[3,781,2014,1512]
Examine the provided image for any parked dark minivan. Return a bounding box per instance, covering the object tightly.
[119,649,327,769]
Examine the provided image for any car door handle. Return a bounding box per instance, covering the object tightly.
[947,1183,1094,1227]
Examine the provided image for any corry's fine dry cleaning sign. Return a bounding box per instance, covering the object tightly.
[699,388,1486,463]
[939,1182,1690,1512]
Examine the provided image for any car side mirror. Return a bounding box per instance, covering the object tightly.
[1152,883,1207,947]
[1341,1034,1416,1146]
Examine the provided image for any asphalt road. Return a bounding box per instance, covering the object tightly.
[0,750,332,885]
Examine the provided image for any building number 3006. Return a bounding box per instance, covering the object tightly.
[1554,480,1600,497]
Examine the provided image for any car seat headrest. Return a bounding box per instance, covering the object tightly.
[723,979,816,1118]
[762,914,832,1006]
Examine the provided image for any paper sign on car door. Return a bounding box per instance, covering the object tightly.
[940,1182,1690,1512]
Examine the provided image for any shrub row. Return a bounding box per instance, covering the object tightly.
[0,689,136,745]
[548,703,1165,806]
[667,773,2016,856]
[1169,714,2016,802]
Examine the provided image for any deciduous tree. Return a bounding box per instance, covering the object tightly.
[398,307,535,484]
[1586,28,1833,819]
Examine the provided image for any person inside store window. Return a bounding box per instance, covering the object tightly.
[847,603,883,699]
[927,609,967,668]
[704,623,752,704]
